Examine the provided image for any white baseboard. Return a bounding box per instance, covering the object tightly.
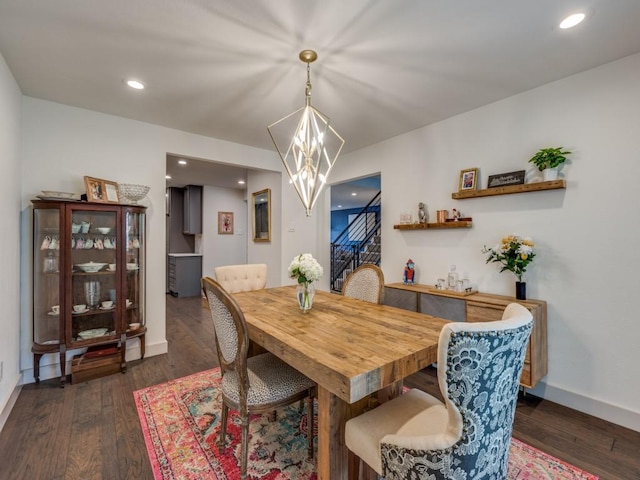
[20,339,169,385]
[530,381,640,433]
[0,382,22,433]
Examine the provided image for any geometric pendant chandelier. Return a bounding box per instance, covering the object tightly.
[268,50,345,216]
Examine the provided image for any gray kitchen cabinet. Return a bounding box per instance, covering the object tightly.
[182,185,202,234]
[168,254,203,297]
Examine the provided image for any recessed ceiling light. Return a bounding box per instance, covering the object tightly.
[351,192,357,196]
[559,12,586,29]
[126,79,145,90]
[178,160,187,165]
[165,174,172,180]
[338,205,342,208]
[238,180,245,185]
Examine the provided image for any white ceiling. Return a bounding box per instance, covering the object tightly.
[2,0,640,203]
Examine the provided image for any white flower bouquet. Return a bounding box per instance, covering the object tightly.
[288,253,323,285]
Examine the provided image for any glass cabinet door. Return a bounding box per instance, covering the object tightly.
[33,208,62,346]
[125,209,145,333]
[68,208,118,346]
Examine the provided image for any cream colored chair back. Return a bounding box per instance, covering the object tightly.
[214,263,267,293]
[342,264,384,304]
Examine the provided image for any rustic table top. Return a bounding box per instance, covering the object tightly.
[232,285,448,403]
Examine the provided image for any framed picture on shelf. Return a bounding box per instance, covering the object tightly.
[218,211,234,234]
[459,168,478,191]
[84,176,120,204]
[487,170,525,188]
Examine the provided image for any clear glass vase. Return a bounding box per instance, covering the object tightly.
[296,283,315,312]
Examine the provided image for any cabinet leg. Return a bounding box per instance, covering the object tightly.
[140,334,146,359]
[33,353,42,383]
[59,345,66,387]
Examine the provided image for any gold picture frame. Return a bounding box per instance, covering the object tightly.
[459,168,478,191]
[218,211,234,234]
[84,176,120,203]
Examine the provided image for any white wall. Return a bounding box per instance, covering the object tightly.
[201,185,248,277]
[20,97,283,382]
[245,166,325,288]
[0,53,23,427]
[247,170,282,288]
[326,52,640,431]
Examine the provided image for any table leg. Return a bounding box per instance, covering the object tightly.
[316,382,405,480]
[317,385,349,480]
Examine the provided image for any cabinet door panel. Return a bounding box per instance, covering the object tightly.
[421,294,465,322]
[383,287,417,312]
[466,302,503,322]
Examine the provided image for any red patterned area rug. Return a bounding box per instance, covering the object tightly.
[134,368,598,480]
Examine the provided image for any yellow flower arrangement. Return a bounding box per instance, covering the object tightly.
[482,234,536,282]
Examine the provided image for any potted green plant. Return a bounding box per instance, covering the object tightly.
[528,147,571,181]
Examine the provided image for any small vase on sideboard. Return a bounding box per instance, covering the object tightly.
[515,281,527,300]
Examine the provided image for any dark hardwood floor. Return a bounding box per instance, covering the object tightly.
[0,294,638,479]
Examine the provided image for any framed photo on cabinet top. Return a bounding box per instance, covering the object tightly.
[103,180,120,203]
[218,211,234,234]
[84,176,120,204]
[459,168,478,191]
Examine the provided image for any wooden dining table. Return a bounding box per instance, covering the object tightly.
[232,285,449,480]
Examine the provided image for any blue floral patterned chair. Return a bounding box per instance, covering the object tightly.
[202,277,316,480]
[345,303,533,480]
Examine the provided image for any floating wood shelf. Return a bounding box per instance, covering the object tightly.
[452,180,566,199]
[394,221,472,230]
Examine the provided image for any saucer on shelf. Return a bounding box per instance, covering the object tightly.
[72,307,90,314]
[47,311,60,316]
[98,305,115,311]
[77,328,108,340]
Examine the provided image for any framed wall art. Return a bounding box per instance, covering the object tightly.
[84,176,120,204]
[459,168,478,191]
[218,211,234,234]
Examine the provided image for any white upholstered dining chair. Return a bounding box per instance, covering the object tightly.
[202,277,316,480]
[341,263,385,304]
[345,303,533,480]
[214,263,267,293]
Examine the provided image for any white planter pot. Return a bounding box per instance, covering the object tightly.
[543,168,558,181]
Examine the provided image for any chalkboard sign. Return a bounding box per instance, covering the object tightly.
[487,170,525,188]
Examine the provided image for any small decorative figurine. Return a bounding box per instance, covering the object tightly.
[452,208,461,221]
[418,202,427,224]
[403,259,416,285]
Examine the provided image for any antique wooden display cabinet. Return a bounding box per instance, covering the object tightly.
[32,199,146,385]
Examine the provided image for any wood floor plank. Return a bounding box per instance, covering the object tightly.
[0,294,637,480]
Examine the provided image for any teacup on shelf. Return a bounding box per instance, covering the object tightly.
[73,304,87,313]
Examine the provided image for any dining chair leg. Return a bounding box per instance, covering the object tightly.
[240,413,250,480]
[306,392,314,458]
[218,402,229,450]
